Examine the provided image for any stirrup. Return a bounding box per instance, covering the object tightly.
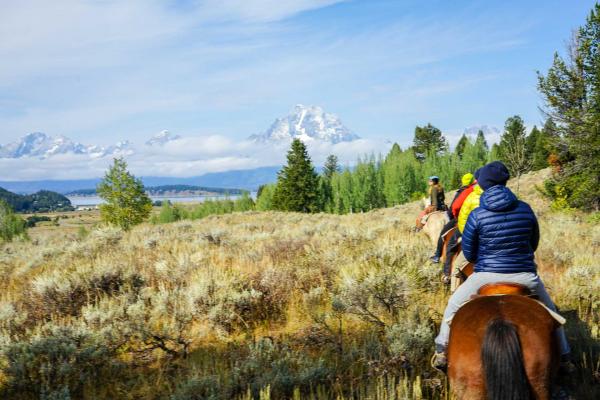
[431,352,447,373]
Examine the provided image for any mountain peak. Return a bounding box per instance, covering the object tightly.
[0,133,129,159]
[250,104,360,144]
[146,130,181,146]
[463,125,501,138]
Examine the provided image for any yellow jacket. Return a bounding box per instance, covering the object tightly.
[458,184,483,233]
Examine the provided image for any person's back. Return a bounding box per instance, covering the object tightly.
[463,185,538,273]
[457,184,483,233]
[429,177,445,211]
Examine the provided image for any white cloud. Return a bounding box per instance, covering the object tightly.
[0,0,529,146]
[0,134,392,181]
[198,0,346,22]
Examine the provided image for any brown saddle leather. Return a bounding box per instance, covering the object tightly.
[477,282,531,297]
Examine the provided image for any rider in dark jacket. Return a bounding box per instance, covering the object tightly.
[432,161,571,371]
[462,184,539,274]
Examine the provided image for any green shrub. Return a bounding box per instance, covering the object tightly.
[0,200,27,242]
[1,326,123,400]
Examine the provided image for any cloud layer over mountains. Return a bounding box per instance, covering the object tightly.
[0,105,386,181]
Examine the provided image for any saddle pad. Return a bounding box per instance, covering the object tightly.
[421,211,448,225]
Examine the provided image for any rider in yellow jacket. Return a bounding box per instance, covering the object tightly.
[457,183,483,233]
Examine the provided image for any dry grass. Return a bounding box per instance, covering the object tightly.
[0,169,597,399]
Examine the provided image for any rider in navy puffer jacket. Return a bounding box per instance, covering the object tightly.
[432,161,572,372]
[462,169,540,274]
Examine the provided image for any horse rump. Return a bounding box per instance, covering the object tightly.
[481,318,532,400]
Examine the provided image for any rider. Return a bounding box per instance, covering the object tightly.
[440,171,485,279]
[432,161,571,370]
[430,173,475,264]
[429,176,445,211]
[416,176,446,229]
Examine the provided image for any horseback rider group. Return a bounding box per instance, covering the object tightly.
[420,161,571,372]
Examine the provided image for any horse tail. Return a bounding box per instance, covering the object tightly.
[481,318,531,400]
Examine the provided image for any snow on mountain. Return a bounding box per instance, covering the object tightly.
[102,141,134,157]
[145,130,181,146]
[0,133,87,158]
[249,104,360,144]
[0,133,133,159]
[463,125,501,139]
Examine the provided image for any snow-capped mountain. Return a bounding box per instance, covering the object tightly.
[463,125,501,138]
[0,133,133,159]
[145,130,181,146]
[0,132,85,158]
[249,104,360,144]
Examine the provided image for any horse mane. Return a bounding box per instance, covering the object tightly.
[481,319,532,400]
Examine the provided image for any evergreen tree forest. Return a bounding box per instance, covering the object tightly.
[537,3,600,210]
[257,120,554,215]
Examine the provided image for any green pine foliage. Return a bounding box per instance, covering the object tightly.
[412,123,448,161]
[0,200,27,242]
[97,158,153,230]
[538,4,600,210]
[323,154,340,179]
[272,139,320,213]
[455,134,469,158]
[498,116,532,179]
[351,156,385,212]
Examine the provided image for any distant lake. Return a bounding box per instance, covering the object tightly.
[68,193,257,206]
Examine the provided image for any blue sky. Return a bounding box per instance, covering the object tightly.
[0,0,596,179]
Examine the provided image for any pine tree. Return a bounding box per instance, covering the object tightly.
[455,134,469,158]
[531,119,559,171]
[272,139,320,213]
[526,126,540,157]
[97,157,153,230]
[476,130,489,151]
[412,123,448,161]
[538,4,600,209]
[473,130,489,165]
[499,116,531,193]
[323,154,340,179]
[320,154,340,211]
[488,143,502,162]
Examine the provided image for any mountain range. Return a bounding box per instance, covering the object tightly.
[0,105,359,161]
[462,125,501,138]
[0,132,135,159]
[1,105,501,192]
[249,104,360,143]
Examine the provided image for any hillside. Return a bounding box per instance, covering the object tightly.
[0,187,74,212]
[0,169,597,399]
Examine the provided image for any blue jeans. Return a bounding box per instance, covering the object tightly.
[434,271,570,355]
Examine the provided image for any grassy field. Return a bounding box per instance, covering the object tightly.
[0,169,598,399]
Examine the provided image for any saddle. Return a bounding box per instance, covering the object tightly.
[475,283,566,325]
[477,282,532,297]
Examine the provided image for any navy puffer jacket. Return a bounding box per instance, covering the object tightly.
[462,185,539,273]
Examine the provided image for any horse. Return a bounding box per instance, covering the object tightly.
[420,211,448,246]
[447,289,560,400]
[440,230,474,292]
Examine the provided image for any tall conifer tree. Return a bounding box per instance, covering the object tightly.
[272,139,320,213]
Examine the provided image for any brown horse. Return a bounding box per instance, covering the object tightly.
[447,293,560,399]
[440,228,474,291]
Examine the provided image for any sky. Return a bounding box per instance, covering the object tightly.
[0,0,596,180]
